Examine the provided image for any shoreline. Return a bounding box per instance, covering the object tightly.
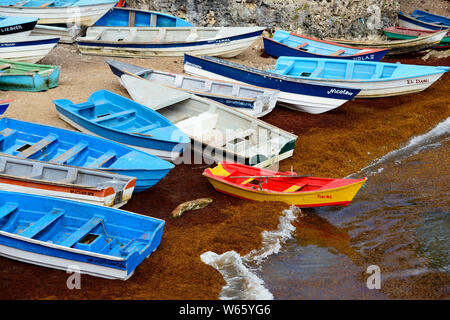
[0,43,449,299]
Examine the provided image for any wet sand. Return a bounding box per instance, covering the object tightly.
[0,41,448,299]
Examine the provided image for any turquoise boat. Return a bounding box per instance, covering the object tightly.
[0,190,165,280]
[0,58,60,92]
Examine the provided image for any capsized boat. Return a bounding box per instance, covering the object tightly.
[0,16,38,40]
[0,190,164,280]
[0,0,118,27]
[328,30,447,56]
[0,35,59,63]
[269,57,450,98]
[76,26,265,58]
[263,30,388,61]
[94,7,193,27]
[0,154,136,208]
[106,58,279,118]
[183,54,361,114]
[203,162,367,207]
[54,90,190,162]
[0,58,60,92]
[0,98,12,115]
[121,75,298,168]
[398,10,450,31]
[383,27,450,50]
[0,117,174,192]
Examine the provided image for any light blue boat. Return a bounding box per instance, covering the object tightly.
[53,90,190,161]
[0,190,165,280]
[0,117,174,192]
[399,10,450,31]
[270,56,450,98]
[0,16,38,40]
[0,58,60,92]
[94,7,193,27]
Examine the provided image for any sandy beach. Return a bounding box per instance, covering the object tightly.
[0,39,449,299]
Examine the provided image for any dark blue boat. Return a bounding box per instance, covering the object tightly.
[263,30,388,61]
[54,90,190,162]
[94,7,193,27]
[0,117,174,192]
[0,190,165,280]
[0,98,11,115]
[398,10,450,30]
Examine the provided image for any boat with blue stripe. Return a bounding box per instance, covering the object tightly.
[94,7,193,27]
[0,58,60,92]
[0,117,174,192]
[183,54,361,114]
[0,190,165,280]
[263,30,388,61]
[398,10,450,31]
[53,90,190,161]
[77,26,265,58]
[0,98,12,114]
[0,35,59,63]
[0,16,38,40]
[269,57,450,98]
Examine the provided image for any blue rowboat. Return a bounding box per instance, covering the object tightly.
[0,117,174,192]
[0,190,165,280]
[53,90,190,161]
[398,10,450,31]
[269,57,450,98]
[0,16,38,40]
[94,7,193,27]
[0,98,12,114]
[76,26,265,58]
[0,58,60,92]
[0,35,59,64]
[183,54,361,114]
[263,30,388,61]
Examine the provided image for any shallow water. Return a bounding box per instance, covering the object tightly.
[204,118,450,299]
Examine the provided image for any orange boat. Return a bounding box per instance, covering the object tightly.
[203,162,367,207]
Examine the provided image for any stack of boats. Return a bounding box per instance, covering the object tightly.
[0,3,448,281]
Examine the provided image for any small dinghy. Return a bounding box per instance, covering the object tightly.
[383,27,450,50]
[183,54,361,114]
[269,57,450,98]
[121,75,298,168]
[263,30,388,61]
[54,90,190,162]
[0,0,118,27]
[94,7,193,27]
[0,35,59,63]
[0,154,136,208]
[106,58,279,118]
[398,10,450,31]
[328,30,447,56]
[0,16,38,40]
[76,26,265,58]
[0,98,12,115]
[0,190,165,280]
[0,117,174,192]
[0,58,60,92]
[203,162,367,207]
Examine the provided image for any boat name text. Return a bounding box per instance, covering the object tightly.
[0,25,23,33]
[326,88,354,96]
[407,78,429,84]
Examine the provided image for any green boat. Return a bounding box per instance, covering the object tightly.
[383,27,450,50]
[0,58,60,92]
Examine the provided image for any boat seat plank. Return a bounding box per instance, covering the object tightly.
[75,101,95,110]
[241,178,255,185]
[295,42,308,49]
[60,217,103,248]
[0,128,16,141]
[92,110,136,123]
[128,10,135,27]
[87,150,116,168]
[283,183,306,193]
[330,49,345,56]
[17,134,58,158]
[20,208,64,238]
[0,203,18,220]
[0,64,11,70]
[52,142,88,164]
[130,123,160,134]
[39,2,54,8]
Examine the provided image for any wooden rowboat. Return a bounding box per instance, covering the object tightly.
[328,30,447,55]
[383,27,450,50]
[0,190,164,280]
[0,35,60,63]
[203,162,367,207]
[0,154,136,208]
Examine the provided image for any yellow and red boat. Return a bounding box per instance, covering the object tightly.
[203,162,367,208]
